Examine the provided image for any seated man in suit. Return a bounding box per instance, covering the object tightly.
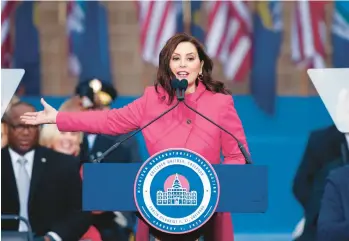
[292,124,349,241]
[75,79,139,241]
[1,101,91,241]
[317,165,349,241]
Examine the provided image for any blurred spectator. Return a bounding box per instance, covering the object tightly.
[40,96,84,157]
[1,101,90,240]
[292,125,349,241]
[1,95,20,148]
[317,165,349,241]
[40,97,102,241]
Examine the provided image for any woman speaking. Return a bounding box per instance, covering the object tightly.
[21,33,250,241]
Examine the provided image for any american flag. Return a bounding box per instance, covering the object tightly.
[1,0,16,68]
[66,1,85,76]
[291,0,327,68]
[136,0,180,66]
[205,0,252,82]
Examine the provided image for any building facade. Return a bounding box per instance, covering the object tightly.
[157,174,197,206]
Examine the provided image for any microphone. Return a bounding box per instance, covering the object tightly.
[93,79,181,163]
[176,79,252,164]
[172,79,185,101]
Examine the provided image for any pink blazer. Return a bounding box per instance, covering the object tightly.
[57,81,249,241]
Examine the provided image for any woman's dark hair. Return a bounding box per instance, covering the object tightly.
[154,33,231,104]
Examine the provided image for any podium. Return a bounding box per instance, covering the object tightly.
[82,148,268,239]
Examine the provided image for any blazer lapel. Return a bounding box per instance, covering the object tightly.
[29,147,46,204]
[341,137,349,164]
[332,128,349,164]
[2,147,20,205]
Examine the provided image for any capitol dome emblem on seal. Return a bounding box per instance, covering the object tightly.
[134,148,220,234]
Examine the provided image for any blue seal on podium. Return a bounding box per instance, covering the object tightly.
[134,148,220,234]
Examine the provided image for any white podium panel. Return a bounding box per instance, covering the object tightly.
[308,68,349,133]
[1,69,25,118]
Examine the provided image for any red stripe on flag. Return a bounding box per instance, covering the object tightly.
[1,0,17,68]
[140,1,155,52]
[154,1,171,52]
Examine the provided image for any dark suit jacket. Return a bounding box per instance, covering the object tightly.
[293,125,349,241]
[79,134,140,240]
[317,165,349,241]
[80,133,141,163]
[1,146,91,240]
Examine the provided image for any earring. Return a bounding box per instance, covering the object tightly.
[198,73,203,80]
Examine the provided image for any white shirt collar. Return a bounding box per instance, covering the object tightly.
[87,134,97,150]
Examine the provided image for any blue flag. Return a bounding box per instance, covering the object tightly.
[190,1,205,43]
[14,1,41,95]
[250,1,283,115]
[72,1,112,83]
[332,1,349,68]
[174,0,204,43]
[175,1,184,33]
[97,4,112,82]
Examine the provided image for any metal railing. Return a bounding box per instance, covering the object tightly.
[1,215,34,241]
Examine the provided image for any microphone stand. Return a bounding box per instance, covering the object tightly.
[174,80,252,165]
[93,79,252,164]
[182,101,252,164]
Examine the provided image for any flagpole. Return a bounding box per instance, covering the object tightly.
[58,2,67,25]
[182,0,191,34]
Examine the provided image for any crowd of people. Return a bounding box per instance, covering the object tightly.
[1,79,140,241]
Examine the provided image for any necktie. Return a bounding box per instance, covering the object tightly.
[17,157,30,231]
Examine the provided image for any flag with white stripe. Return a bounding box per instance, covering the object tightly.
[136,0,180,66]
[66,1,85,76]
[1,0,16,67]
[290,0,327,69]
[205,0,252,82]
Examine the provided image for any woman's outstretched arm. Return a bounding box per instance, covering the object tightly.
[21,88,150,136]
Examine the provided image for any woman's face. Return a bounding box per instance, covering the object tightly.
[52,131,81,156]
[169,41,203,91]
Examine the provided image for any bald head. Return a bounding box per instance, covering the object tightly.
[4,101,36,122]
[6,101,39,154]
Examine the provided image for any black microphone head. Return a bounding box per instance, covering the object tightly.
[179,79,188,91]
[171,78,180,89]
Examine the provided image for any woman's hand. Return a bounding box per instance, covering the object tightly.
[20,98,58,125]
